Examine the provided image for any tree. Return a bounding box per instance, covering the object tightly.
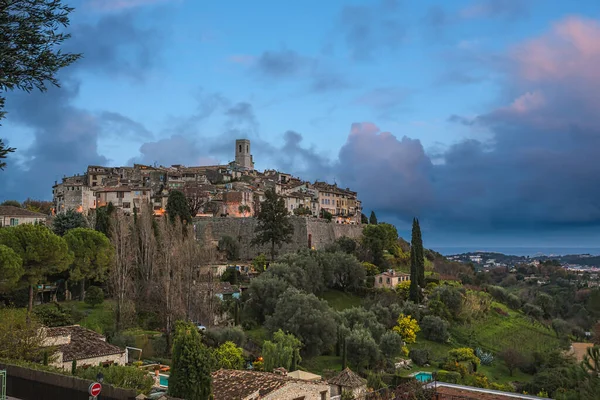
[64,228,113,300]
[183,184,209,217]
[262,330,302,372]
[109,212,136,332]
[265,288,337,356]
[84,286,104,307]
[499,347,524,376]
[0,308,46,361]
[340,307,386,341]
[379,331,404,358]
[409,240,420,303]
[22,198,52,214]
[213,341,245,370]
[166,190,192,224]
[52,209,87,236]
[1,199,21,207]
[393,313,420,344]
[411,218,425,289]
[346,328,380,370]
[218,235,240,261]
[420,315,450,343]
[0,139,15,170]
[361,213,368,224]
[320,209,333,222]
[251,188,294,261]
[369,211,378,225]
[246,274,290,322]
[293,206,311,216]
[94,203,115,237]
[76,365,153,395]
[0,0,81,166]
[551,318,571,338]
[0,224,72,317]
[0,244,23,291]
[170,321,213,400]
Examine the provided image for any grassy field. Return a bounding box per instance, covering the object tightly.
[70,300,116,335]
[320,290,362,311]
[301,355,342,376]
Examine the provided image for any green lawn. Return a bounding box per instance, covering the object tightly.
[301,355,342,376]
[69,300,116,335]
[320,290,362,311]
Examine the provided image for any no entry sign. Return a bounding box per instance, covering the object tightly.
[89,382,102,397]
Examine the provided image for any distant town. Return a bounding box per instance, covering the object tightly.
[51,138,362,224]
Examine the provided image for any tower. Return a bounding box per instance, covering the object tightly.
[235,139,254,170]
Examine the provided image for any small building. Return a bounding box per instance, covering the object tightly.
[0,205,48,227]
[42,325,127,371]
[94,186,151,214]
[212,369,330,400]
[374,270,410,289]
[327,367,367,399]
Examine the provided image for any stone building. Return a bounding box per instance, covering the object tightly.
[211,369,330,400]
[52,174,95,215]
[95,186,151,214]
[0,206,48,227]
[374,270,411,289]
[235,139,254,171]
[42,325,127,371]
[327,368,367,399]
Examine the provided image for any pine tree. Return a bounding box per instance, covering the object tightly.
[169,322,213,400]
[369,211,378,225]
[409,218,420,303]
[251,189,294,261]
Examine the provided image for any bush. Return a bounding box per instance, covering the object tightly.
[33,303,75,327]
[487,286,507,302]
[84,286,104,307]
[409,349,430,366]
[218,235,240,261]
[436,370,461,384]
[474,348,494,366]
[77,365,154,394]
[507,294,521,310]
[420,316,450,343]
[208,326,246,347]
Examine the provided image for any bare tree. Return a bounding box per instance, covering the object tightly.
[109,212,136,332]
[183,184,210,217]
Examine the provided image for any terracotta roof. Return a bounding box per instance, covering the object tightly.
[328,368,366,388]
[0,206,48,218]
[377,271,410,278]
[428,383,548,399]
[211,369,288,400]
[46,325,125,362]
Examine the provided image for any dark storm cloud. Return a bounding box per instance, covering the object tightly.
[0,10,166,201]
[333,17,600,232]
[339,0,405,61]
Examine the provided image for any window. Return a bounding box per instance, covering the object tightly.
[379,277,382,283]
[123,202,131,209]
[239,144,242,152]
[321,391,327,400]
[246,144,249,152]
[117,192,125,199]
[386,278,390,284]
[10,218,19,226]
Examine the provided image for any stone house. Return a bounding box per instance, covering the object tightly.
[328,368,367,399]
[94,186,151,214]
[211,369,330,400]
[0,206,48,227]
[52,174,95,215]
[42,325,126,371]
[374,270,410,289]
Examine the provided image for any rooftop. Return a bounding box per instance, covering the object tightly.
[45,325,125,362]
[211,369,288,400]
[426,382,549,400]
[0,205,48,218]
[328,367,366,388]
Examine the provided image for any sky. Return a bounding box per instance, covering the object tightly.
[2,0,600,248]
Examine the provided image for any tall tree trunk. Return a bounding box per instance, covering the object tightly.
[65,280,71,301]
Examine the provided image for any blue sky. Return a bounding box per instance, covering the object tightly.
[2,0,600,247]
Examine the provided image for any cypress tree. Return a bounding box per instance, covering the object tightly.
[369,211,378,225]
[166,190,192,225]
[409,218,420,303]
[71,359,77,375]
[415,219,425,288]
[170,321,213,400]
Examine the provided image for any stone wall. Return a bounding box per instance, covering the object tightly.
[194,217,364,260]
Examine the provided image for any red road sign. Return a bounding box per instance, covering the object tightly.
[89,382,102,397]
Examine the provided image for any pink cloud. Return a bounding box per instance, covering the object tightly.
[87,0,173,12]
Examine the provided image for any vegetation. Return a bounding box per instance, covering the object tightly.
[218,235,240,261]
[166,190,192,224]
[369,211,378,225]
[251,188,294,260]
[84,286,104,307]
[262,330,302,372]
[77,365,154,394]
[52,209,87,236]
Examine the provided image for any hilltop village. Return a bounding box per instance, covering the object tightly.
[51,138,362,224]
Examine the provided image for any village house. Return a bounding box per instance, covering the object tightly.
[374,270,410,289]
[211,369,330,400]
[0,205,48,227]
[95,186,151,214]
[52,174,95,215]
[327,368,367,399]
[41,325,127,371]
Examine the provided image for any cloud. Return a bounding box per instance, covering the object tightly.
[460,0,530,20]
[87,0,172,12]
[338,0,405,61]
[0,10,166,201]
[353,87,409,116]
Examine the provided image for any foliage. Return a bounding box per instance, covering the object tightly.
[84,286,104,307]
[22,198,52,215]
[523,303,544,320]
[379,331,404,358]
[361,223,398,267]
[77,365,154,394]
[499,347,524,376]
[409,349,430,366]
[252,253,267,272]
[0,244,23,291]
[169,321,213,400]
[428,285,464,321]
[396,280,411,300]
[420,316,450,343]
[218,235,240,261]
[251,188,294,260]
[94,204,115,237]
[0,308,45,361]
[166,190,193,224]
[0,224,72,312]
[64,228,113,299]
[393,313,420,344]
[52,209,88,236]
[551,318,571,338]
[474,348,494,366]
[346,327,380,370]
[369,211,378,225]
[411,218,425,289]
[265,288,337,356]
[320,208,333,221]
[245,274,290,322]
[330,236,358,255]
[213,341,244,370]
[447,347,480,365]
[507,293,521,310]
[1,199,21,207]
[340,307,386,341]
[0,139,15,170]
[361,213,368,224]
[33,302,75,327]
[436,370,461,384]
[293,205,312,216]
[262,329,302,372]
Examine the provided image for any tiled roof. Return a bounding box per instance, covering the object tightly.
[0,206,48,218]
[427,383,548,399]
[211,369,288,400]
[328,368,366,388]
[46,325,125,362]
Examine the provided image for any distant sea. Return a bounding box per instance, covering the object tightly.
[433,247,600,257]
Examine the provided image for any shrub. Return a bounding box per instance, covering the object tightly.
[77,365,154,394]
[209,326,246,347]
[218,235,240,261]
[84,286,104,307]
[420,316,450,343]
[463,372,489,389]
[409,349,430,366]
[474,348,494,366]
[487,286,507,302]
[436,370,460,384]
[33,303,74,327]
[507,294,521,309]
